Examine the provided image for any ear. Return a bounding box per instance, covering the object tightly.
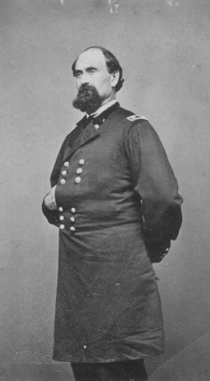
[110,70,120,88]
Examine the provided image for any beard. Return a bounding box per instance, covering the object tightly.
[72,84,102,115]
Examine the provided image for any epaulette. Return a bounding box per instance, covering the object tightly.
[126,115,148,122]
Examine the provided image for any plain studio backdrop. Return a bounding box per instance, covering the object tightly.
[1,1,210,380]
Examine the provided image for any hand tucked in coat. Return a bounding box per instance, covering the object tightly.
[44,185,57,210]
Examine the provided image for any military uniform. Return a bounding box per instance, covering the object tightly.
[42,103,182,367]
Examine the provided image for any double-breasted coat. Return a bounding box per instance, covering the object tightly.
[42,104,183,363]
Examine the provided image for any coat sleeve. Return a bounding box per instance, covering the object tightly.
[42,135,69,227]
[124,120,183,262]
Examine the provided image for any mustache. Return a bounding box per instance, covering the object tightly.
[77,83,97,97]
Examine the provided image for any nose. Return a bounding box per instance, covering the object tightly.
[79,72,90,85]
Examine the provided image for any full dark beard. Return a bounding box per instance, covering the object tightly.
[72,84,102,115]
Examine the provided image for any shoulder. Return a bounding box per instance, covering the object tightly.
[63,122,83,145]
[114,107,150,131]
[117,110,163,150]
[114,106,148,121]
[109,107,161,146]
[116,107,155,135]
[126,114,148,122]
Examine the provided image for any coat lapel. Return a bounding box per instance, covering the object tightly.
[62,103,120,162]
[63,120,100,162]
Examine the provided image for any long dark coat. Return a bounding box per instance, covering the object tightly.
[42,104,182,363]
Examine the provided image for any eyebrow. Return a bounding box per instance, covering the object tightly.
[86,66,97,71]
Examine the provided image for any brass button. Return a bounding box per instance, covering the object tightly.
[70,217,75,222]
[70,226,76,232]
[60,179,66,185]
[76,168,83,175]
[75,177,81,184]
[59,207,63,212]
[71,208,76,213]
[62,170,67,176]
[60,224,65,230]
[59,216,64,221]
[64,162,69,167]
[79,159,85,166]
[94,124,99,130]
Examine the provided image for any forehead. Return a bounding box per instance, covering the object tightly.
[75,49,108,71]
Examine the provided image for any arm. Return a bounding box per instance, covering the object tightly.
[124,120,183,262]
[42,136,69,227]
[42,185,59,227]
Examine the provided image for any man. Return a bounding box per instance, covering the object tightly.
[42,46,183,381]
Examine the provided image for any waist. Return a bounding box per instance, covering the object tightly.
[60,217,143,233]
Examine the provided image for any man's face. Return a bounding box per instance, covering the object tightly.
[72,49,117,114]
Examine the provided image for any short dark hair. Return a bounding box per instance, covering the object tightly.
[72,46,124,93]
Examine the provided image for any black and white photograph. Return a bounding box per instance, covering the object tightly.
[1,1,210,380]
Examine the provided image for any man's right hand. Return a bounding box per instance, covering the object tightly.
[44,186,57,210]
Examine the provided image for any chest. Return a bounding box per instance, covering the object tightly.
[58,124,132,195]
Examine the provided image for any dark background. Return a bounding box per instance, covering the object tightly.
[1,0,210,380]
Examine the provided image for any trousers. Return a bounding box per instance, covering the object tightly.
[71,359,148,381]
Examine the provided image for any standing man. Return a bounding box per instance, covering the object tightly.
[42,46,183,381]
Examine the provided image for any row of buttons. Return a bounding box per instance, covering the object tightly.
[64,159,85,167]
[59,206,76,231]
[60,225,75,230]
[60,161,69,185]
[59,216,75,222]
[59,159,86,231]
[75,159,85,184]
[59,207,76,213]
[60,159,85,185]
[60,225,76,232]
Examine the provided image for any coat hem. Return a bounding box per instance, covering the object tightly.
[52,350,164,363]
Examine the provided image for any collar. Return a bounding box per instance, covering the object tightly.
[86,99,117,118]
[81,101,119,129]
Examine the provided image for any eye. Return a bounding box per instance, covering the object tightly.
[89,69,96,74]
[75,72,82,78]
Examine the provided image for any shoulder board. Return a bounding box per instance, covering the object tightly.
[126,115,148,122]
